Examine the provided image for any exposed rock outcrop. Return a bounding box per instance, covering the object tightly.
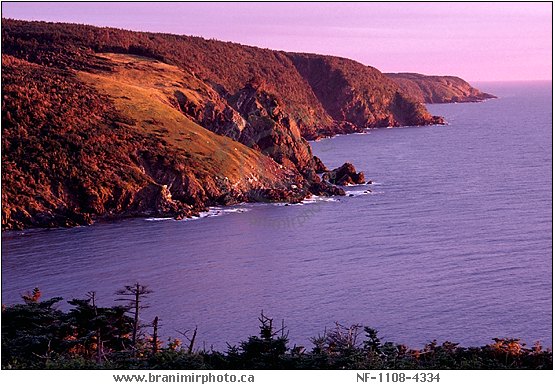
[1,19,489,230]
[2,19,444,137]
[287,53,445,135]
[323,163,366,186]
[1,54,310,230]
[313,156,329,173]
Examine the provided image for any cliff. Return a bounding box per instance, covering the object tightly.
[386,73,496,103]
[1,19,465,230]
[1,54,315,230]
[286,54,445,136]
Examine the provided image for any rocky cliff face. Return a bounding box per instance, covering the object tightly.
[1,19,441,132]
[386,73,496,103]
[0,19,460,230]
[1,54,310,230]
[287,54,444,134]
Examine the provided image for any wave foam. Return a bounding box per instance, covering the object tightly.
[345,189,373,197]
[145,205,252,223]
[302,195,340,204]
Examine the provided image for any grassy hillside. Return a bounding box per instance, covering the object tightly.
[2,19,468,229]
[1,19,442,135]
[1,53,307,230]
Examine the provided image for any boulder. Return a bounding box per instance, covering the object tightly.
[322,163,365,185]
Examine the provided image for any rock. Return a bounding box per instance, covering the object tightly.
[322,163,365,185]
[288,53,443,131]
[1,19,454,230]
[309,181,346,196]
[313,156,329,173]
[337,175,354,185]
[247,188,305,203]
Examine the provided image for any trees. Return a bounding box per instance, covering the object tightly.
[1,294,67,368]
[2,286,136,368]
[229,312,289,369]
[66,292,133,362]
[2,285,552,369]
[115,283,153,352]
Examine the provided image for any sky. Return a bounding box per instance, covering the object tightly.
[2,2,552,81]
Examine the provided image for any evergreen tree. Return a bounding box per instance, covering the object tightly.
[1,290,67,368]
[115,283,152,352]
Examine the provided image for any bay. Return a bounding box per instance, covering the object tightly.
[2,81,551,350]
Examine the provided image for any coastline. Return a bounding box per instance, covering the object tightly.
[1,19,497,231]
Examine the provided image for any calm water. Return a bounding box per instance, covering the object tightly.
[2,82,552,349]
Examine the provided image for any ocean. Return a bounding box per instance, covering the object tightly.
[2,81,552,350]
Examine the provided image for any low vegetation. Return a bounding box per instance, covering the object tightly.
[1,52,305,230]
[2,286,551,370]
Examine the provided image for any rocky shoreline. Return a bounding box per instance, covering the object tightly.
[1,19,495,230]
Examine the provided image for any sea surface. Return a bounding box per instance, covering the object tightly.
[2,81,552,350]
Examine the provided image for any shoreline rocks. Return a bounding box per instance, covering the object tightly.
[322,163,366,186]
[3,19,496,231]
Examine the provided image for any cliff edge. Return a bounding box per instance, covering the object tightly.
[2,19,490,230]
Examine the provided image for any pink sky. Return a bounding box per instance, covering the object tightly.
[2,2,552,81]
